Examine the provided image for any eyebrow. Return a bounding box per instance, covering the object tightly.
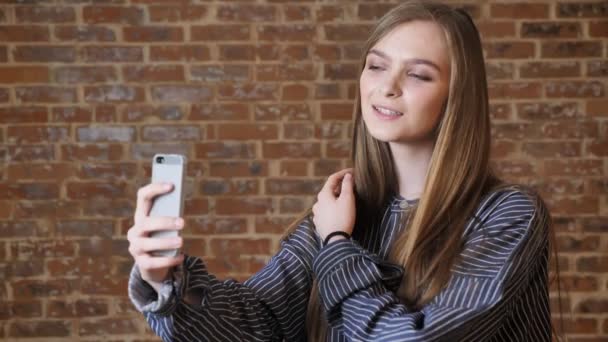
[367,49,442,72]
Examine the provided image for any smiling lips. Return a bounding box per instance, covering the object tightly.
[372,104,404,120]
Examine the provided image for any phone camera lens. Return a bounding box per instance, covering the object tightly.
[156,156,164,163]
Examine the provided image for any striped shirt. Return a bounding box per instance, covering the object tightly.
[128,187,550,341]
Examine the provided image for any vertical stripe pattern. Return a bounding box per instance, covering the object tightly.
[128,188,550,341]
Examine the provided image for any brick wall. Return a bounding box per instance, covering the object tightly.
[0,0,606,340]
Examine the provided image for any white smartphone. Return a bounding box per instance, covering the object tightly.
[149,153,186,257]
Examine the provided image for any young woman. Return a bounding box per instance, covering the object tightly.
[128,1,554,341]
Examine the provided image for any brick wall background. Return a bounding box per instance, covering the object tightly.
[0,0,606,340]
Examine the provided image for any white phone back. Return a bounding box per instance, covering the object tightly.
[150,154,186,257]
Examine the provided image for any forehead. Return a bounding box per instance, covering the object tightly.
[369,20,450,70]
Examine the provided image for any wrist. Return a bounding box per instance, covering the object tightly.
[323,231,351,246]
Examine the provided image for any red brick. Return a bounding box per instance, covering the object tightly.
[191,65,250,82]
[123,26,183,42]
[546,81,604,98]
[541,41,602,58]
[15,7,75,23]
[517,102,583,120]
[13,46,75,63]
[256,64,315,81]
[484,42,536,59]
[190,103,249,121]
[557,2,608,18]
[47,299,108,318]
[149,5,208,22]
[52,107,93,123]
[82,46,143,62]
[150,45,210,61]
[217,4,276,22]
[188,217,247,235]
[79,318,139,336]
[0,106,48,123]
[263,142,320,158]
[282,84,310,101]
[486,62,515,80]
[0,301,42,319]
[60,144,124,161]
[284,123,314,140]
[218,83,278,101]
[7,163,76,181]
[0,66,49,83]
[55,26,116,42]
[191,25,250,41]
[314,159,342,176]
[196,142,256,159]
[266,178,322,195]
[83,6,144,25]
[217,123,278,140]
[258,24,316,41]
[9,320,71,338]
[520,61,581,78]
[123,65,184,82]
[255,104,312,121]
[151,85,212,102]
[210,238,271,255]
[316,5,343,22]
[216,198,274,215]
[284,5,311,21]
[209,161,267,177]
[219,44,255,61]
[54,66,117,84]
[7,125,69,144]
[0,25,49,42]
[488,82,542,99]
[7,145,54,161]
[255,216,296,234]
[544,159,603,177]
[324,24,372,41]
[65,182,128,199]
[490,3,549,18]
[587,61,608,77]
[84,86,145,103]
[577,256,608,273]
[587,99,608,117]
[280,160,309,176]
[15,86,78,103]
[477,21,516,38]
[521,22,581,38]
[589,20,608,37]
[321,103,354,120]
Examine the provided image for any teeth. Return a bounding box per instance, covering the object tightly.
[374,105,402,116]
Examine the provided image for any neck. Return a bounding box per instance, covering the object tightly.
[389,139,434,200]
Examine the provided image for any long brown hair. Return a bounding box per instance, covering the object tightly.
[283,1,558,340]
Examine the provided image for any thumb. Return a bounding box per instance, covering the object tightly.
[339,173,354,201]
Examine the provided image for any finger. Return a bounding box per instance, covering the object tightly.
[130,236,183,256]
[134,183,174,223]
[141,216,184,234]
[338,173,354,201]
[137,253,185,270]
[320,168,353,199]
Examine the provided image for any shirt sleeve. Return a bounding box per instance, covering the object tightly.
[128,216,320,342]
[312,190,549,341]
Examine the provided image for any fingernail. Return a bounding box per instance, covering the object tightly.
[175,218,184,227]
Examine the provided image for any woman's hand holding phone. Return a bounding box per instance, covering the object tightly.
[127,182,185,288]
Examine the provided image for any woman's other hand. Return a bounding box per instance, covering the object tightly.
[312,168,356,243]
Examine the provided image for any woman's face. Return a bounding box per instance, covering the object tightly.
[360,20,450,144]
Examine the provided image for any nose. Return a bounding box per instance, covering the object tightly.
[379,74,402,98]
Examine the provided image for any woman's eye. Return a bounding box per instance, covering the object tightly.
[368,65,382,71]
[409,73,432,81]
